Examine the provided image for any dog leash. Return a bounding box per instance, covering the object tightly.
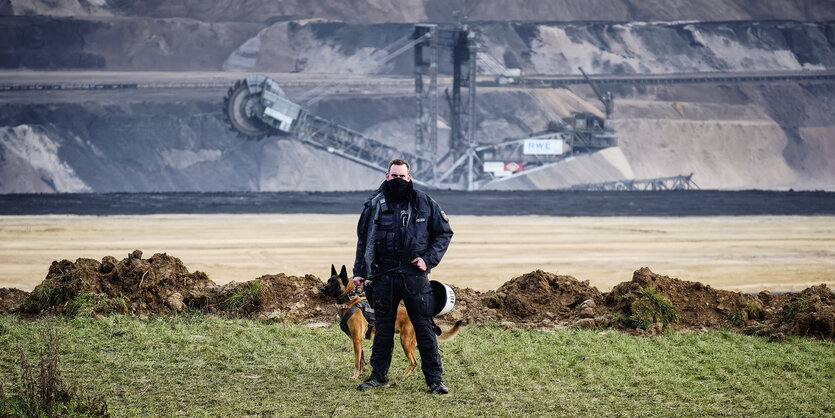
[366,263,421,281]
[360,264,419,293]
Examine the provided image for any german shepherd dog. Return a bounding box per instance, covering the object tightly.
[319,265,462,379]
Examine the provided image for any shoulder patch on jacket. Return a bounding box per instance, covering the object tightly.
[440,210,449,222]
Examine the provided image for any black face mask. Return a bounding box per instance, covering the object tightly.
[383,178,413,201]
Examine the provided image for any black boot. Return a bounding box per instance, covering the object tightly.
[356,376,389,391]
[428,381,449,394]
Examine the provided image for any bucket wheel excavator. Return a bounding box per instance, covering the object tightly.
[223,78,275,139]
[222,24,618,190]
[221,24,489,189]
[222,74,435,185]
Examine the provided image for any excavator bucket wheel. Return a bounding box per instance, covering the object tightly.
[223,79,273,140]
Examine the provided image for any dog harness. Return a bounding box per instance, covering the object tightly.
[338,300,376,339]
[336,289,376,339]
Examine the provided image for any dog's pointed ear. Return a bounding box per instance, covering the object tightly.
[331,264,337,278]
[339,265,348,284]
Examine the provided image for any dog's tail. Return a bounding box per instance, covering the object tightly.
[438,320,464,342]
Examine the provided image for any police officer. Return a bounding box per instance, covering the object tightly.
[352,158,453,394]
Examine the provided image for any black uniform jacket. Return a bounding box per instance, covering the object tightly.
[353,183,453,279]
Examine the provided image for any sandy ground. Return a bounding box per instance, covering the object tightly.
[0,214,833,293]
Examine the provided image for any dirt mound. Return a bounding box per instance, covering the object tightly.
[9,250,335,320]
[2,252,833,340]
[770,284,835,339]
[602,268,835,339]
[444,267,834,339]
[215,274,334,323]
[0,288,27,314]
[18,250,217,316]
[436,284,484,324]
[477,270,603,324]
[606,267,759,329]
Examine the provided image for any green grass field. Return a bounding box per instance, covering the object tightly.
[1,314,833,416]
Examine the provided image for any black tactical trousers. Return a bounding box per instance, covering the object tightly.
[368,271,443,385]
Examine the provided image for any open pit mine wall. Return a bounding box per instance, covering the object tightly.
[2,18,834,74]
[2,81,832,193]
[5,0,835,23]
[1,18,834,191]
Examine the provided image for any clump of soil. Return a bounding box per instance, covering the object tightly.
[769,284,835,339]
[2,252,833,341]
[0,288,28,314]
